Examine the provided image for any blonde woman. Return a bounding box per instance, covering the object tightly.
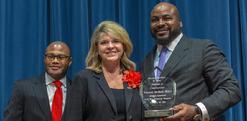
[68,21,143,121]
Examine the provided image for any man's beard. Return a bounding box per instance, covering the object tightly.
[154,37,173,46]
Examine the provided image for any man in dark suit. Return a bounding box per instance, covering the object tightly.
[141,2,241,121]
[4,41,72,121]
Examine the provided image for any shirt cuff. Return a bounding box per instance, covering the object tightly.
[196,102,210,121]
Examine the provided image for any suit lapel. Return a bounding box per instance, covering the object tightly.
[161,36,190,77]
[33,75,51,120]
[95,73,118,114]
[62,78,71,120]
[124,83,133,112]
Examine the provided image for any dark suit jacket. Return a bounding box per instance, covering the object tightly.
[65,69,144,121]
[4,74,71,121]
[141,36,241,121]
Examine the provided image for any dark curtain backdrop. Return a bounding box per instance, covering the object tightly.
[0,0,246,121]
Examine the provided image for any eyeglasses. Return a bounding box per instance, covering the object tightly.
[45,54,70,61]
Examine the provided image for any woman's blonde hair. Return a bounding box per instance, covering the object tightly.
[86,21,135,73]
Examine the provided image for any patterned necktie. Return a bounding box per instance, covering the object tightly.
[52,80,63,121]
[157,47,168,77]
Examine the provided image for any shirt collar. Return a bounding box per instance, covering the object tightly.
[45,73,67,87]
[157,33,183,53]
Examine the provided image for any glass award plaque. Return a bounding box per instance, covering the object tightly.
[140,75,176,118]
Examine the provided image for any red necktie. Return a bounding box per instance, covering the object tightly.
[52,80,63,121]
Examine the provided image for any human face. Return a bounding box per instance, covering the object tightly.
[97,33,124,64]
[150,3,182,45]
[44,43,71,80]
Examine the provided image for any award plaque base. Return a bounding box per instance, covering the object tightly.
[144,110,173,118]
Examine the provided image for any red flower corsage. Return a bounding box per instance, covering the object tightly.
[122,70,142,89]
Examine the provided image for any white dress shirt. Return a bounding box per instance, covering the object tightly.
[154,33,183,77]
[45,73,67,112]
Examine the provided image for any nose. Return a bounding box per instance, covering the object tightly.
[108,41,114,47]
[156,18,166,27]
[51,57,59,63]
[104,41,114,48]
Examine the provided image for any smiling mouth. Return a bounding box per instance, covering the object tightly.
[157,30,169,36]
[106,51,117,54]
[50,66,60,70]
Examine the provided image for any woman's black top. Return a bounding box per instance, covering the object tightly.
[111,88,126,121]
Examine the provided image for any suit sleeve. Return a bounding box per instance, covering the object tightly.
[4,81,25,121]
[66,70,88,121]
[201,41,241,120]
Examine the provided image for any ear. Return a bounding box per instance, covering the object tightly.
[180,21,183,28]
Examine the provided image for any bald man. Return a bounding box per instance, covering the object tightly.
[141,2,241,121]
[4,41,72,121]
